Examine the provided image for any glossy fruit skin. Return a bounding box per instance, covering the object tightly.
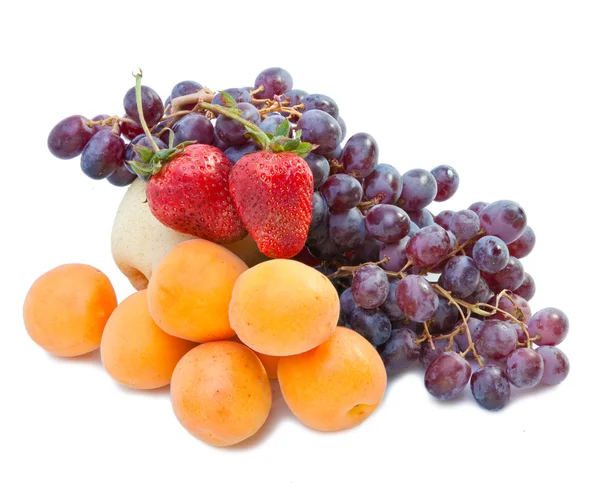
[420,338,460,368]
[304,153,330,188]
[80,130,126,180]
[254,67,293,99]
[439,256,481,298]
[212,88,251,106]
[321,174,363,210]
[278,327,387,432]
[297,109,343,154]
[340,132,378,178]
[123,85,164,127]
[147,144,247,244]
[107,163,137,186]
[224,142,259,165]
[431,165,459,202]
[399,169,437,210]
[507,226,536,258]
[364,164,403,204]
[424,352,471,400]
[215,102,261,146]
[379,328,421,374]
[479,200,527,244]
[527,307,569,345]
[514,272,536,300]
[475,320,518,360]
[347,308,392,346]
[482,256,525,292]
[406,225,452,267]
[537,346,570,385]
[365,205,410,243]
[47,115,95,159]
[230,151,313,259]
[351,264,389,309]
[470,366,511,410]
[472,235,510,273]
[171,80,204,110]
[395,275,439,322]
[505,348,544,388]
[119,118,144,141]
[302,94,339,119]
[172,113,214,146]
[171,342,272,447]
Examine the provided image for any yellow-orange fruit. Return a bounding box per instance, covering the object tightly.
[230,335,280,379]
[278,327,387,432]
[147,239,248,342]
[229,259,339,356]
[171,341,272,447]
[23,264,117,357]
[101,290,196,389]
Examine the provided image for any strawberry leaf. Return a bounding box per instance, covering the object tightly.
[219,92,238,109]
[282,138,300,152]
[275,119,290,137]
[246,129,271,149]
[133,145,156,164]
[290,141,318,158]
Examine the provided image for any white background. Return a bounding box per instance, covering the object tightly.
[1,1,598,486]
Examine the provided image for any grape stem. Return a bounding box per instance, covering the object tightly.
[134,70,160,153]
[170,89,215,113]
[86,116,137,128]
[326,257,390,280]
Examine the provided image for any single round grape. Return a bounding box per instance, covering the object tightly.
[463,277,494,305]
[91,114,119,134]
[514,272,536,301]
[340,288,359,321]
[398,169,437,211]
[482,256,525,292]
[297,109,342,154]
[302,94,339,119]
[429,298,460,334]
[80,131,125,180]
[396,275,439,322]
[406,225,452,267]
[407,209,435,228]
[425,352,471,400]
[340,133,378,178]
[475,320,518,360]
[507,226,536,259]
[321,174,363,210]
[224,142,259,165]
[454,317,483,353]
[431,165,459,202]
[171,80,204,110]
[215,102,261,146]
[506,348,544,388]
[381,279,405,320]
[488,294,532,323]
[107,163,137,186]
[440,256,481,298]
[123,85,163,127]
[258,113,288,136]
[304,153,330,189]
[211,132,230,151]
[363,164,403,204]
[338,116,347,140]
[328,207,366,251]
[348,308,392,346]
[284,88,307,106]
[470,366,511,411]
[119,118,144,141]
[479,200,527,244]
[47,115,95,159]
[172,113,214,146]
[351,264,389,309]
[355,236,384,262]
[379,238,409,272]
[254,67,293,99]
[472,235,510,273]
[212,88,251,107]
[434,210,455,230]
[527,307,569,346]
[420,338,460,368]
[365,204,410,243]
[468,201,488,215]
[537,346,570,385]
[450,209,480,243]
[379,328,420,374]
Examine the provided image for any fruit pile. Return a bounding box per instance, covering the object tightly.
[29,67,570,446]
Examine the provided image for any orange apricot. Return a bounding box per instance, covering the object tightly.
[230,335,280,379]
[278,327,387,432]
[229,259,339,356]
[101,290,196,389]
[171,341,272,447]
[147,239,248,342]
[23,264,117,357]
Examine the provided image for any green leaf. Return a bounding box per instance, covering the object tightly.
[282,138,301,152]
[246,129,270,149]
[133,145,156,164]
[295,129,302,139]
[219,91,238,109]
[275,118,290,137]
[291,142,318,158]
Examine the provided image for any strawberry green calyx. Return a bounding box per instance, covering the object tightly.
[128,142,193,178]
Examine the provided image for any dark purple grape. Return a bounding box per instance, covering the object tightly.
[123,85,163,127]
[351,264,389,309]
[302,94,339,119]
[381,279,405,320]
[151,120,171,145]
[363,164,403,204]
[215,102,261,146]
[507,226,536,259]
[380,328,420,374]
[463,278,494,305]
[304,153,330,188]
[407,209,435,228]
[224,142,259,164]
[527,307,569,346]
[454,317,483,353]
[307,234,343,260]
[284,89,307,106]
[450,209,480,243]
[379,238,409,272]
[172,113,214,146]
[80,131,125,180]
[479,200,527,244]
[297,109,342,154]
[475,320,518,360]
[537,346,570,385]
[425,352,471,400]
[321,174,363,210]
[469,201,488,215]
[431,165,459,202]
[506,348,544,388]
[211,132,230,151]
[48,115,95,159]
[429,298,460,334]
[340,288,359,321]
[434,210,455,230]
[340,133,378,178]
[355,236,383,262]
[472,235,510,273]
[107,163,137,186]
[420,338,460,368]
[514,273,535,301]
[406,225,452,267]
[258,114,288,136]
[91,114,118,134]
[171,80,204,110]
[310,192,328,230]
[125,135,166,171]
[365,205,410,243]
[440,256,481,298]
[254,67,293,99]
[119,118,144,141]
[326,145,343,160]
[470,366,511,410]
[396,275,439,322]
[348,308,392,346]
[329,207,366,251]
[338,117,347,140]
[398,169,437,211]
[482,256,525,292]
[212,88,251,107]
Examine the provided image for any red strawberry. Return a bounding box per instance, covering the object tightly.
[145,144,247,244]
[229,151,313,258]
